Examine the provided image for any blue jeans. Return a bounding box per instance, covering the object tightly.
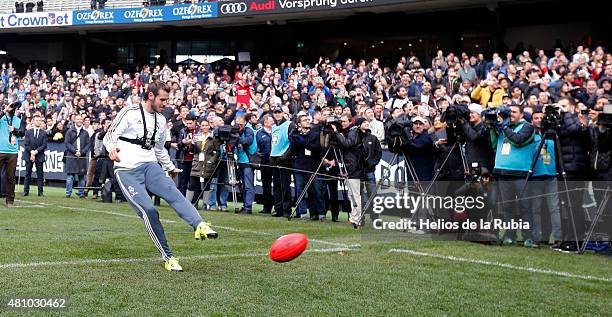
[66,174,85,197]
[239,164,254,211]
[208,165,229,208]
[294,172,324,218]
[177,160,192,196]
[528,177,562,242]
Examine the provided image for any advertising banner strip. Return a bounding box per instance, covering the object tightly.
[0,11,72,29]
[71,2,217,26]
[218,0,409,16]
[2,0,405,29]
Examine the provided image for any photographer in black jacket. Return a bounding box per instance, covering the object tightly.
[320,108,349,222]
[332,116,368,228]
[361,119,383,222]
[589,112,612,182]
[588,107,612,242]
[557,96,590,249]
[461,104,494,170]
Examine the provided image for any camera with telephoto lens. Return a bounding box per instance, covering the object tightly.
[541,104,563,131]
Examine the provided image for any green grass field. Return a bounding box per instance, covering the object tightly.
[1,187,611,316]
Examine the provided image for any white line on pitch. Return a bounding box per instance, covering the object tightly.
[388,248,612,283]
[14,200,357,249]
[0,247,355,269]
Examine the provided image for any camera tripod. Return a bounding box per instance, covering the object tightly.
[518,128,580,252]
[361,136,428,226]
[579,186,610,254]
[424,138,469,195]
[288,142,351,221]
[194,142,241,213]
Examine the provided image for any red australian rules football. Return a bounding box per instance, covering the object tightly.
[269,233,309,262]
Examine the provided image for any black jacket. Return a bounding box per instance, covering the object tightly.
[24,128,48,163]
[291,125,322,173]
[461,120,494,170]
[558,112,590,173]
[256,128,272,165]
[589,125,611,181]
[64,126,91,175]
[405,131,435,182]
[362,133,382,173]
[334,127,366,179]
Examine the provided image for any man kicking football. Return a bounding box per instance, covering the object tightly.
[103,81,217,272]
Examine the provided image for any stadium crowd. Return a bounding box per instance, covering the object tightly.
[1,43,611,251]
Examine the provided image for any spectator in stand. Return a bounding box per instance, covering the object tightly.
[471,78,504,107]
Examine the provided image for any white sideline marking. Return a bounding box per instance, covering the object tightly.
[0,247,354,269]
[388,248,612,283]
[14,200,356,249]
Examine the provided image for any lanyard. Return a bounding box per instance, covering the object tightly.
[139,104,157,145]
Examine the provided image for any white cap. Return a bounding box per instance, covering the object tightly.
[468,103,483,115]
[411,116,426,123]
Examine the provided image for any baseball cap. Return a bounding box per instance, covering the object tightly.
[272,106,283,113]
[411,116,426,123]
[468,103,483,115]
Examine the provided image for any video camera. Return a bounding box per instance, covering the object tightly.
[598,104,612,127]
[482,106,511,127]
[384,115,412,153]
[322,115,342,135]
[214,125,240,144]
[541,104,563,131]
[441,104,469,126]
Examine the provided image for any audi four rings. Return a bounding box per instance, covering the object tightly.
[220,3,248,14]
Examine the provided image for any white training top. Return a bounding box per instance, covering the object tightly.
[103,104,175,171]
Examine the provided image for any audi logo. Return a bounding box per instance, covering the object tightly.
[220,3,247,14]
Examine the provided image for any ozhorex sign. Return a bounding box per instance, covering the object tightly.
[220,2,248,14]
[123,8,164,19]
[172,4,216,16]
